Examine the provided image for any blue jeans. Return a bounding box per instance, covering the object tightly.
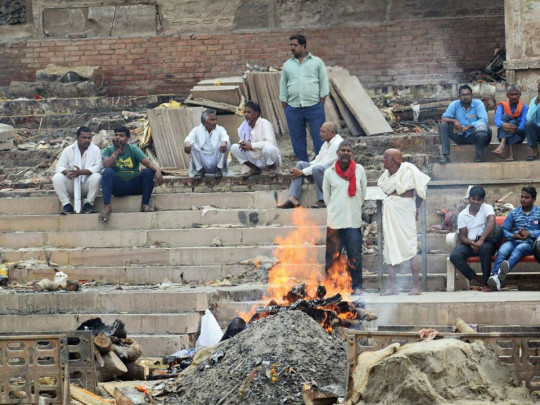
[497,114,525,145]
[101,168,155,205]
[284,102,325,162]
[325,227,363,291]
[492,240,533,275]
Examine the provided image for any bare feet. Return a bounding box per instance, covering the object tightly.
[408,287,422,295]
[492,147,504,155]
[505,157,514,161]
[99,205,112,223]
[481,285,493,292]
[380,288,399,296]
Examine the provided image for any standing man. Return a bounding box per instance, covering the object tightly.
[230,101,281,177]
[378,149,430,295]
[488,187,540,291]
[449,186,498,291]
[52,126,102,214]
[438,84,491,163]
[280,34,329,162]
[184,109,231,179]
[99,126,163,223]
[525,81,540,161]
[323,140,367,295]
[492,85,528,161]
[278,121,343,209]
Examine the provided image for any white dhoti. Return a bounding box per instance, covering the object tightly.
[230,144,281,174]
[189,144,233,177]
[382,195,418,265]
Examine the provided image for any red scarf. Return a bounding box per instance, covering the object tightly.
[498,100,523,119]
[335,160,357,196]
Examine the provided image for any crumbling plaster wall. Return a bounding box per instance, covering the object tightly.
[504,0,540,91]
[0,0,505,96]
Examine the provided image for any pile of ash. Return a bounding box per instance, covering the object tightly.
[163,310,347,404]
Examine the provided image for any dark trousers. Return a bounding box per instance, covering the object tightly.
[284,102,325,162]
[525,122,540,147]
[450,242,497,284]
[101,168,155,205]
[325,227,363,290]
[497,114,525,144]
[439,122,492,158]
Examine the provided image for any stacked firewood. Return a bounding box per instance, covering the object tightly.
[77,318,144,382]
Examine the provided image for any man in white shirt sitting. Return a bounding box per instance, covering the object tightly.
[52,126,102,214]
[230,101,281,178]
[278,121,343,208]
[450,186,498,291]
[184,109,232,179]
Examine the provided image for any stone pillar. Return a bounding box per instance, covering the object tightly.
[504,0,540,91]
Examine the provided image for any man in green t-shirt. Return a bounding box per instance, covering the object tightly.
[99,126,163,222]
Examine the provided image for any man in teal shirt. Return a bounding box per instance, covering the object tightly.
[280,34,329,162]
[525,82,540,161]
[438,84,491,163]
[99,126,163,223]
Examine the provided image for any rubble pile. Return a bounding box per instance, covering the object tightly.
[352,339,534,405]
[163,310,347,404]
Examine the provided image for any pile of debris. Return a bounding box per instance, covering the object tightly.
[161,310,348,404]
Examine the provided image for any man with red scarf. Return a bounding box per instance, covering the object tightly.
[492,85,528,161]
[322,140,367,295]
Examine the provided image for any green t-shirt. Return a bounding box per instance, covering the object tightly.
[102,144,147,182]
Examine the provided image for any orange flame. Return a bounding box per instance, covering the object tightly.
[239,208,354,323]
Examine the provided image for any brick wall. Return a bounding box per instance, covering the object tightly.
[0,17,505,96]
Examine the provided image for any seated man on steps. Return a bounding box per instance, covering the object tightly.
[99,126,163,223]
[525,81,540,161]
[278,121,343,209]
[230,101,281,178]
[184,108,232,179]
[450,186,497,291]
[53,126,102,215]
[491,85,528,161]
[439,84,491,163]
[488,186,540,291]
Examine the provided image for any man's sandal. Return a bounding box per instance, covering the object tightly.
[277,200,298,209]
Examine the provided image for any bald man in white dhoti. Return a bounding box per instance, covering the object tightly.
[377,149,430,295]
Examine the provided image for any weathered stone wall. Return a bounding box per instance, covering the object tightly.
[0,0,505,96]
[504,0,540,91]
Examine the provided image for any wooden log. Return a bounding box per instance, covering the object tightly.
[97,351,128,382]
[191,85,242,106]
[455,318,477,334]
[112,340,143,363]
[94,349,105,369]
[70,384,113,405]
[94,332,112,354]
[118,362,146,381]
[302,384,339,405]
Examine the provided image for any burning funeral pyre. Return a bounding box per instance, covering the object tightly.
[238,207,377,332]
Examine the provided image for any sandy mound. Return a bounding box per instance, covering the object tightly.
[165,310,347,404]
[360,339,533,405]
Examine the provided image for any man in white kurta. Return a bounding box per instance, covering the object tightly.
[377,148,430,295]
[52,126,102,214]
[230,101,280,177]
[184,109,232,179]
[278,121,343,209]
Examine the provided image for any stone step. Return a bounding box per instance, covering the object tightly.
[0,313,199,335]
[0,288,209,315]
[431,161,540,182]
[0,208,327,232]
[0,225,328,249]
[447,143,534,163]
[212,288,540,329]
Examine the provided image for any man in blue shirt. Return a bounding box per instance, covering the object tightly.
[280,34,329,162]
[491,85,528,161]
[525,82,540,161]
[488,186,540,291]
[438,85,491,163]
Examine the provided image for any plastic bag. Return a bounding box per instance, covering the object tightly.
[195,309,223,347]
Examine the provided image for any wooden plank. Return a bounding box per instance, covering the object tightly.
[147,107,204,169]
[191,85,241,106]
[245,73,259,104]
[197,77,247,98]
[327,67,392,135]
[328,84,362,136]
[258,74,280,131]
[268,72,288,135]
[184,96,238,113]
[217,113,245,144]
[324,96,341,132]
